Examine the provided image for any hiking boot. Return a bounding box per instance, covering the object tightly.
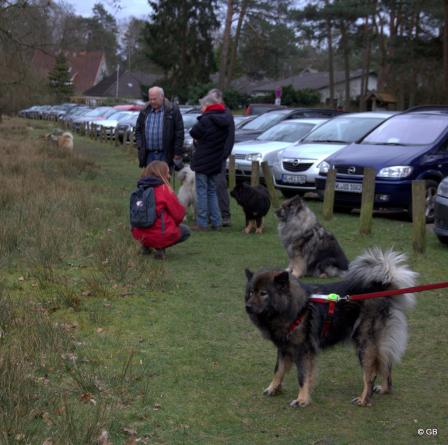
[211,225,221,231]
[190,224,208,232]
[222,219,231,227]
[153,249,166,260]
[141,246,153,255]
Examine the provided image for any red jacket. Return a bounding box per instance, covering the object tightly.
[131,181,186,249]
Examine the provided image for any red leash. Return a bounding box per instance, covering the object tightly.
[346,281,448,302]
[287,281,448,340]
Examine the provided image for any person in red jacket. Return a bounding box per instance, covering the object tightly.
[131,161,190,259]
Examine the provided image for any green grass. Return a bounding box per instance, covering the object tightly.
[1,118,447,444]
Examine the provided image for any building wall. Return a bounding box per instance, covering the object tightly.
[319,75,377,104]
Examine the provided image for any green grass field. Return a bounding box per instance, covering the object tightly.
[1,117,447,444]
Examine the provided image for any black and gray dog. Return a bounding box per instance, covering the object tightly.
[276,195,349,278]
[245,248,417,408]
[230,183,271,234]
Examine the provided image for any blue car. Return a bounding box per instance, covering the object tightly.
[434,177,448,244]
[315,107,448,222]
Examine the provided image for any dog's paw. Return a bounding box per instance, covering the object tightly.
[373,384,391,395]
[289,398,310,408]
[263,385,282,396]
[351,397,372,407]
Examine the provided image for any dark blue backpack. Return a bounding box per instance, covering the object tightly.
[129,186,157,228]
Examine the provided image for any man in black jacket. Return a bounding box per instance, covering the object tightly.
[135,86,184,168]
[207,88,235,227]
[189,93,233,230]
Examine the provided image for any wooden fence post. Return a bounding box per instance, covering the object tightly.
[261,161,280,208]
[322,169,336,221]
[359,167,376,235]
[228,155,236,191]
[251,160,260,186]
[412,180,426,253]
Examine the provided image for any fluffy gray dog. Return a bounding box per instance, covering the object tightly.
[276,195,349,278]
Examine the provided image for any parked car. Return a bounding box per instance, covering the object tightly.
[18,105,41,118]
[434,176,448,244]
[71,107,115,130]
[115,113,139,143]
[95,111,137,137]
[231,118,327,183]
[181,113,200,160]
[273,112,394,197]
[234,115,255,128]
[235,108,339,143]
[315,108,448,222]
[244,103,285,115]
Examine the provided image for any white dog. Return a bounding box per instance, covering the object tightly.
[176,165,196,220]
[58,132,74,152]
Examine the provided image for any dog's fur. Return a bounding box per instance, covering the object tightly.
[245,248,417,408]
[46,129,74,152]
[230,182,271,234]
[276,195,348,278]
[176,165,196,220]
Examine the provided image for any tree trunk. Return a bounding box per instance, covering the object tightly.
[218,0,234,91]
[340,20,350,111]
[326,16,335,107]
[444,0,448,99]
[227,0,248,85]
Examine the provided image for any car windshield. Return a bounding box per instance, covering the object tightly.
[302,116,386,144]
[182,114,200,129]
[362,114,448,145]
[240,110,290,131]
[84,108,111,118]
[257,122,315,142]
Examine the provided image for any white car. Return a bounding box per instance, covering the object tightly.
[230,118,328,182]
[272,112,395,197]
[95,111,137,136]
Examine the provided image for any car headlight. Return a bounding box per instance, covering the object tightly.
[318,161,331,174]
[377,166,412,178]
[245,153,262,162]
[437,180,448,197]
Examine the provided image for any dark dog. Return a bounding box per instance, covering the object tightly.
[245,248,417,408]
[230,183,271,234]
[276,195,348,278]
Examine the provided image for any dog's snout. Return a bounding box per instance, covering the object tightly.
[245,304,254,314]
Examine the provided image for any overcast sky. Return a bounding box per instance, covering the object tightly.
[71,0,151,20]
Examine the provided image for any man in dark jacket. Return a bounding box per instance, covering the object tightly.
[135,86,184,168]
[189,93,233,230]
[207,88,235,227]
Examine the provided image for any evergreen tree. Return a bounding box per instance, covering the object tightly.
[48,53,73,102]
[143,0,219,101]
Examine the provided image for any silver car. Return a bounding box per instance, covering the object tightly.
[272,112,395,197]
[230,118,328,182]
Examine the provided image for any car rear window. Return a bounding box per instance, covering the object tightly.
[241,110,290,131]
[363,114,448,145]
[302,117,386,144]
[257,122,315,142]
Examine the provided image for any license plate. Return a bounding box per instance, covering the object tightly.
[335,182,363,193]
[282,174,306,184]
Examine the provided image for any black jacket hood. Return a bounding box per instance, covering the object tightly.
[137,176,164,188]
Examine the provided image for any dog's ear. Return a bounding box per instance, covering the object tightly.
[274,271,289,288]
[245,269,254,282]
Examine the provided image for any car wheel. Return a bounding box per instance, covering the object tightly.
[437,235,448,245]
[407,180,439,223]
[280,189,304,198]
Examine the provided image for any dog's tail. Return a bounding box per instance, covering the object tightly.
[347,248,417,363]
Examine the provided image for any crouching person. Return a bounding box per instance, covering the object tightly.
[131,161,190,259]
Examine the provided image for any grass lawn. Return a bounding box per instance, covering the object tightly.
[1,117,447,445]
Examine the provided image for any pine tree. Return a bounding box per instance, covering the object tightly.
[48,53,73,102]
[143,0,219,101]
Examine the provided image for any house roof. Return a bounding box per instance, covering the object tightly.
[83,71,162,98]
[31,50,106,93]
[251,69,376,93]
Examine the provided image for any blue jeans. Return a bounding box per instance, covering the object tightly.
[195,173,222,228]
[146,150,166,165]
